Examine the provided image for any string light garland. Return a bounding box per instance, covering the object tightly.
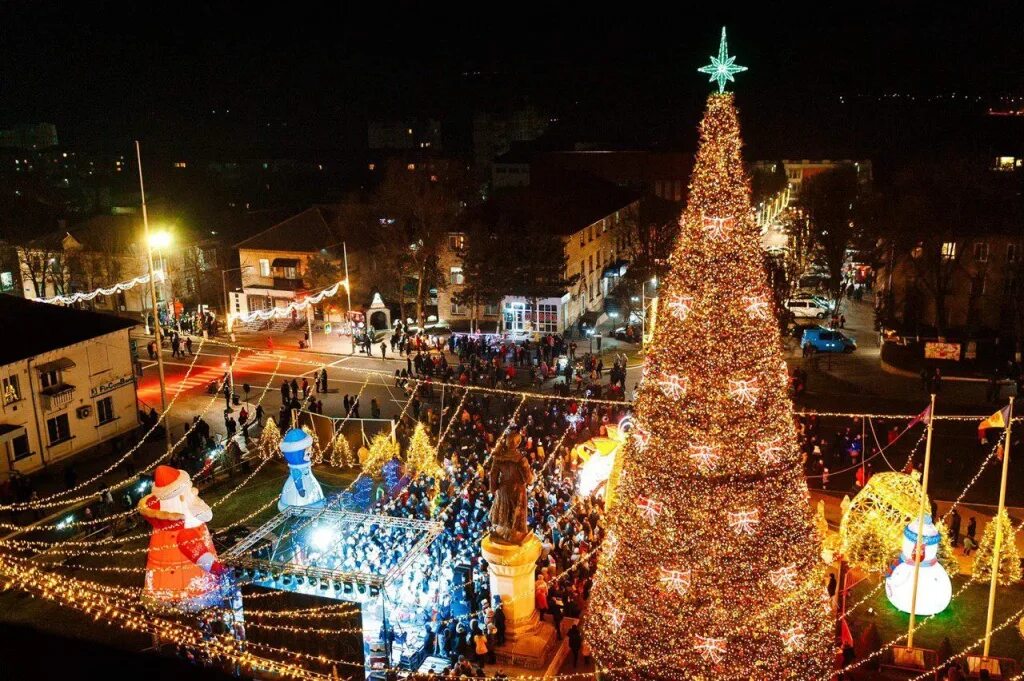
[584,91,835,678]
[231,280,347,325]
[38,271,164,305]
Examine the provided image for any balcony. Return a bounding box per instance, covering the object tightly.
[273,277,306,291]
[40,384,75,411]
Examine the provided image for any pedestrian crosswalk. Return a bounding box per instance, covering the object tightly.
[167,354,277,396]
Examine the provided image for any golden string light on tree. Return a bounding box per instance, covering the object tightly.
[405,421,441,478]
[584,51,834,677]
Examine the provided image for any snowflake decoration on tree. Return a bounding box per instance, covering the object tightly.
[779,360,790,389]
[728,378,760,405]
[565,411,584,428]
[668,295,694,322]
[658,374,690,400]
[756,438,785,465]
[769,563,799,590]
[728,509,760,535]
[636,496,664,524]
[607,607,626,629]
[659,567,692,596]
[689,443,720,472]
[742,295,770,320]
[780,624,806,652]
[631,426,651,452]
[701,215,734,240]
[694,635,727,664]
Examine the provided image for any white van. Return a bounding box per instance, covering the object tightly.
[786,299,829,319]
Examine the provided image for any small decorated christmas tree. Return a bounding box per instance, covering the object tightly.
[257,418,282,460]
[329,430,355,468]
[972,510,1022,586]
[364,432,400,479]
[405,422,441,478]
[934,520,960,577]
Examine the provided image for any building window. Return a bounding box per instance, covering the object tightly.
[1008,244,1020,263]
[941,242,957,260]
[259,259,271,277]
[449,267,464,285]
[0,271,12,292]
[2,375,20,404]
[1004,275,1018,296]
[526,303,558,333]
[11,433,31,461]
[579,232,584,247]
[973,242,989,262]
[970,275,987,297]
[46,413,71,445]
[449,302,464,316]
[448,234,465,251]
[589,254,594,274]
[282,266,298,280]
[97,397,114,424]
[40,369,59,389]
[484,302,500,316]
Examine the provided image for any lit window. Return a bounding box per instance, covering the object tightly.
[450,267,464,285]
[407,163,416,171]
[173,161,187,169]
[368,163,376,171]
[259,259,270,277]
[448,234,465,251]
[941,242,957,260]
[2,375,20,404]
[0,271,13,292]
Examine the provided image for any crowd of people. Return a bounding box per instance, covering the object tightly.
[352,392,621,673]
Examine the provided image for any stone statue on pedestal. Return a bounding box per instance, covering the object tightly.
[488,433,533,545]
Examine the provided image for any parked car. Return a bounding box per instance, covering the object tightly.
[801,326,857,353]
[786,299,829,319]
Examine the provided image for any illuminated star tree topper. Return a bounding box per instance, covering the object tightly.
[697,26,747,93]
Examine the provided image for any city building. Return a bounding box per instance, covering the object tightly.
[368,119,442,151]
[231,206,356,327]
[0,123,59,149]
[752,159,873,200]
[876,234,1024,335]
[472,107,550,183]
[492,148,692,201]
[0,296,139,479]
[438,171,640,334]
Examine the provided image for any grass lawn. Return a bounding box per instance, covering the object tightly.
[848,574,1024,665]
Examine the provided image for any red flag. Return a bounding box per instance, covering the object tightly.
[908,404,931,429]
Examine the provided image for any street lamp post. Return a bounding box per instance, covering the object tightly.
[135,141,170,451]
[640,276,658,346]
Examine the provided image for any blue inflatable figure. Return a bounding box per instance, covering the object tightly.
[279,428,325,512]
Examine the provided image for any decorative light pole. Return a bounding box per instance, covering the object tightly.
[135,141,169,451]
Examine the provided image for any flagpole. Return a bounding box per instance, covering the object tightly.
[982,395,1014,657]
[907,392,936,648]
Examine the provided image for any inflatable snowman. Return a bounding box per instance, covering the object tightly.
[279,428,326,512]
[885,514,952,616]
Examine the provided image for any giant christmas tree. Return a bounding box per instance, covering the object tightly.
[585,31,834,680]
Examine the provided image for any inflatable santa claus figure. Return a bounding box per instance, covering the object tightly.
[139,465,227,610]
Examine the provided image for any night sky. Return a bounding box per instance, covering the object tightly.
[2,2,1023,155]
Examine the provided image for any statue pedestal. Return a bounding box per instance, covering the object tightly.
[480,534,557,669]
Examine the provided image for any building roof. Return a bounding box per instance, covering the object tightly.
[475,170,640,236]
[234,206,345,252]
[0,295,137,366]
